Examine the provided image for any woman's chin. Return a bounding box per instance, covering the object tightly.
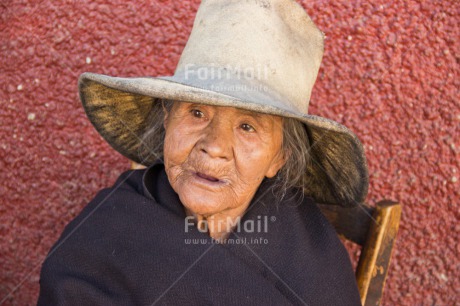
[173,177,236,216]
[179,194,226,216]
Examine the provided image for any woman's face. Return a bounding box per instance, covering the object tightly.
[163,102,286,217]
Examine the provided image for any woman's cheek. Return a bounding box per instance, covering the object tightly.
[246,150,277,182]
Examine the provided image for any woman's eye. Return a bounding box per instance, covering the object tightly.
[191,109,204,118]
[241,123,256,132]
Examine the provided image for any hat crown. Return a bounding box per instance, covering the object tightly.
[175,0,324,114]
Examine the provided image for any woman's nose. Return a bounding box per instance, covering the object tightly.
[198,119,232,160]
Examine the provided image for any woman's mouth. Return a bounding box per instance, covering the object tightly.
[195,172,220,182]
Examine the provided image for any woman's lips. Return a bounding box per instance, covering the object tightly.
[196,172,220,182]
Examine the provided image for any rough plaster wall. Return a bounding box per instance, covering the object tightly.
[0,0,458,304]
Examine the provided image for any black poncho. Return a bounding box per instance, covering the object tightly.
[38,163,361,305]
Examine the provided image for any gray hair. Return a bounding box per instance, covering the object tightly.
[139,100,311,200]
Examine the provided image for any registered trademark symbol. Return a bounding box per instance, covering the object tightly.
[270,216,276,222]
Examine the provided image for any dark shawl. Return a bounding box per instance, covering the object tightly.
[38,163,361,305]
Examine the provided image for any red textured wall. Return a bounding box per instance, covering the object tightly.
[1,0,458,304]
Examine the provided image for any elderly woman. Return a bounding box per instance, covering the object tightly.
[39,0,367,305]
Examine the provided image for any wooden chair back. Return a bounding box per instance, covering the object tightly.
[318,201,402,306]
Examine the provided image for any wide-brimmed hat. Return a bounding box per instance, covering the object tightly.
[79,0,368,206]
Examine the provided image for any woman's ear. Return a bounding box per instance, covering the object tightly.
[266,149,288,178]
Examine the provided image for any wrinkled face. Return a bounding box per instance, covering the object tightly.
[163,102,286,216]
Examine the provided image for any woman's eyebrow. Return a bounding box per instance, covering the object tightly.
[236,109,265,120]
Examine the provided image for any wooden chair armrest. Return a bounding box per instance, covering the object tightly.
[357,201,402,306]
[318,200,402,306]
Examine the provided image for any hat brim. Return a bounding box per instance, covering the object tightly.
[79,72,368,206]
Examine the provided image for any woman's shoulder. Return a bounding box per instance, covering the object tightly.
[237,187,362,304]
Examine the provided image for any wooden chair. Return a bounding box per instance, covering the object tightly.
[317,201,402,306]
[132,161,401,305]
